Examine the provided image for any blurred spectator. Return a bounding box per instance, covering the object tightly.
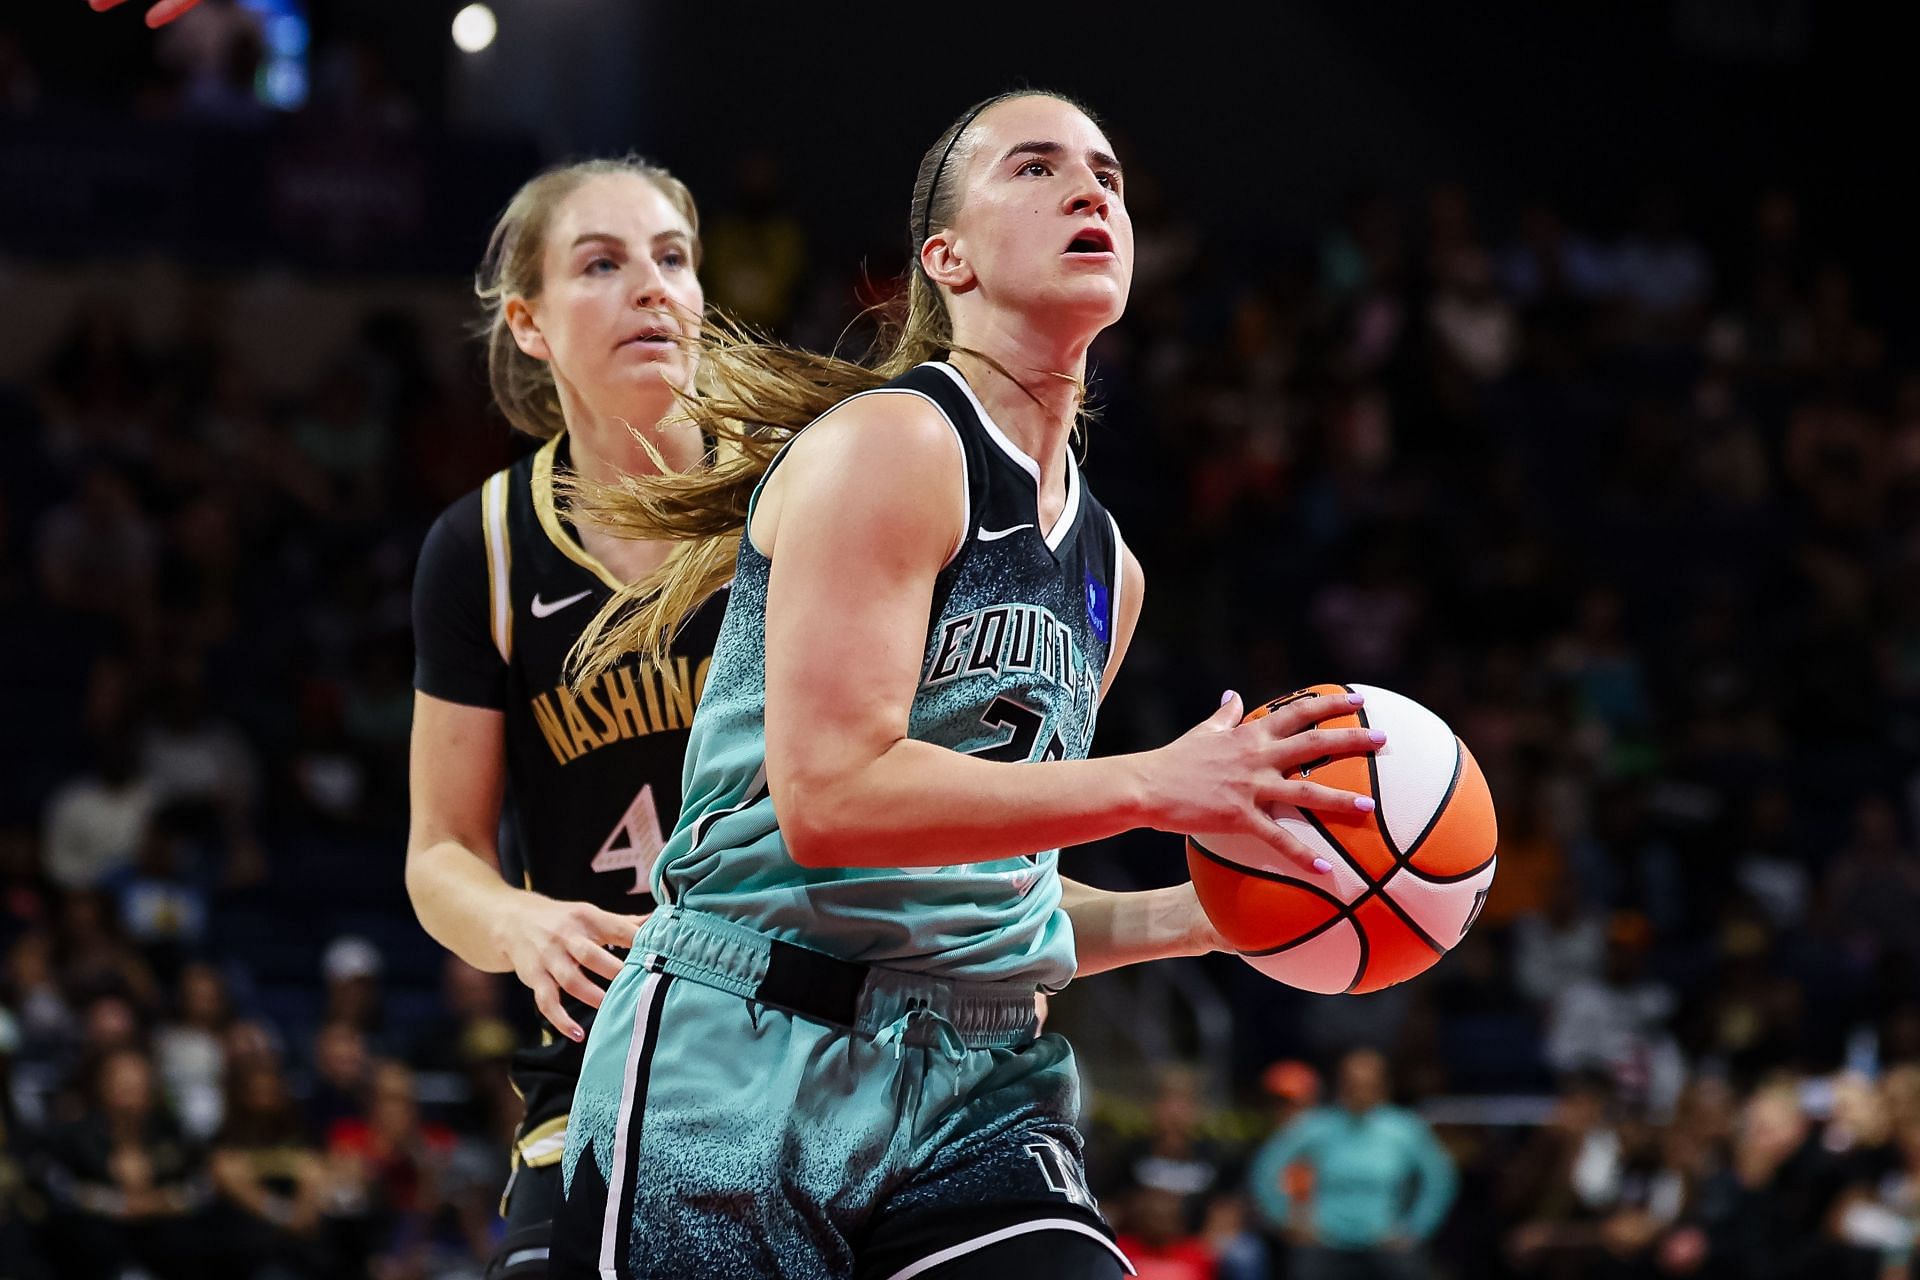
[210,1054,333,1279]
[4,927,72,1071]
[36,1045,213,1279]
[1614,189,1712,331]
[307,1018,373,1139]
[116,805,214,983]
[406,955,509,1078]
[1117,1184,1222,1280]
[153,961,231,1143]
[1248,1049,1457,1278]
[1261,1059,1323,1129]
[320,934,386,1042]
[33,463,158,621]
[40,733,154,892]
[1429,248,1517,385]
[1498,1070,1708,1277]
[55,888,159,1014]
[1732,787,1812,933]
[1825,795,1920,969]
[1687,1082,1860,1280]
[1544,912,1686,1116]
[139,669,264,885]
[324,1060,460,1279]
[1102,1065,1270,1280]
[1111,1066,1236,1229]
[1512,871,1607,1006]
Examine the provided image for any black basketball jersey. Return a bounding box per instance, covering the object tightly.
[412,432,723,1152]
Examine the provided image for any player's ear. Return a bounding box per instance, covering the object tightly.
[505,295,551,362]
[921,230,976,294]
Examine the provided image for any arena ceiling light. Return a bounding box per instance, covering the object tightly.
[452,3,497,53]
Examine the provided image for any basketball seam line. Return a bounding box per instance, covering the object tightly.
[1398,739,1495,884]
[1400,737,1466,864]
[1293,687,1449,975]
[1188,838,1351,959]
[1343,906,1370,995]
[1288,804,1447,961]
[1361,739,1465,960]
[1340,696,1456,961]
[1188,839,1348,907]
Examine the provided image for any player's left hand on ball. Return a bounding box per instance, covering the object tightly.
[88,0,203,28]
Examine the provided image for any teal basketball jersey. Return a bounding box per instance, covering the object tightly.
[651,361,1127,989]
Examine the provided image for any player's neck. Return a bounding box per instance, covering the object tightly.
[948,322,1088,492]
[560,393,705,491]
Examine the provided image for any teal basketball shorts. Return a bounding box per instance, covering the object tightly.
[550,905,1134,1279]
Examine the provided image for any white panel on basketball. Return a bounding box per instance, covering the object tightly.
[1244,918,1362,995]
[1205,820,1369,906]
[1351,683,1460,855]
[1382,859,1498,949]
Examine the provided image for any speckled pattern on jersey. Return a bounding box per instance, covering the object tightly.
[646,361,1125,991]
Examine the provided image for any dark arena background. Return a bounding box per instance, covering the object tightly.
[4,2,1919,1277]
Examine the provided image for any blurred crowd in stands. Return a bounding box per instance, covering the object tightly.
[5,10,1920,1275]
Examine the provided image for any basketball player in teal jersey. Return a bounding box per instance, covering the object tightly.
[551,92,1385,1279]
[407,159,725,1279]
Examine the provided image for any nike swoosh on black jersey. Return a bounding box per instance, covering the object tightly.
[530,589,593,618]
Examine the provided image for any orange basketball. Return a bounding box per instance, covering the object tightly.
[1187,683,1498,995]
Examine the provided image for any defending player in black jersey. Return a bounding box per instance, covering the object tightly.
[407,158,723,1280]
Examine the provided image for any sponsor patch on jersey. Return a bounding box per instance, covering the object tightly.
[1084,569,1110,645]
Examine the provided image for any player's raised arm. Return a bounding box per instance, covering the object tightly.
[87,0,202,28]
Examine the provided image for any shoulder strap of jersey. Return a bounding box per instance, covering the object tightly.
[1100,508,1127,686]
[480,465,514,662]
[743,361,986,535]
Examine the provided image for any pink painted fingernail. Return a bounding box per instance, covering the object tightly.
[1369,730,1388,744]
[570,1027,584,1042]
[1354,795,1376,813]
[1312,857,1333,874]
[1347,692,1366,705]
[1221,690,1237,706]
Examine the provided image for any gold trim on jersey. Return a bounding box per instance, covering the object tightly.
[513,1113,570,1169]
[532,435,622,590]
[481,469,514,661]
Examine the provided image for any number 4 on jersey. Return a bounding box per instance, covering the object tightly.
[590,783,666,895]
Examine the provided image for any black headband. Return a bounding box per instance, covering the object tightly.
[918,99,996,255]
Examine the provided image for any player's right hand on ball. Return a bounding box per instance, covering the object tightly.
[1145,689,1384,877]
[497,895,649,1042]
[88,0,203,27]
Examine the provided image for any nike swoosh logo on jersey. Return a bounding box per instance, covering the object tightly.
[977,523,1035,542]
[530,589,593,618]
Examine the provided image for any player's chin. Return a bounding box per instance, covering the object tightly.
[1035,278,1130,329]
[606,359,687,404]
[618,350,688,382]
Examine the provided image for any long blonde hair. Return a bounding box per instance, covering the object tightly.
[569,91,1099,681]
[476,156,702,440]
